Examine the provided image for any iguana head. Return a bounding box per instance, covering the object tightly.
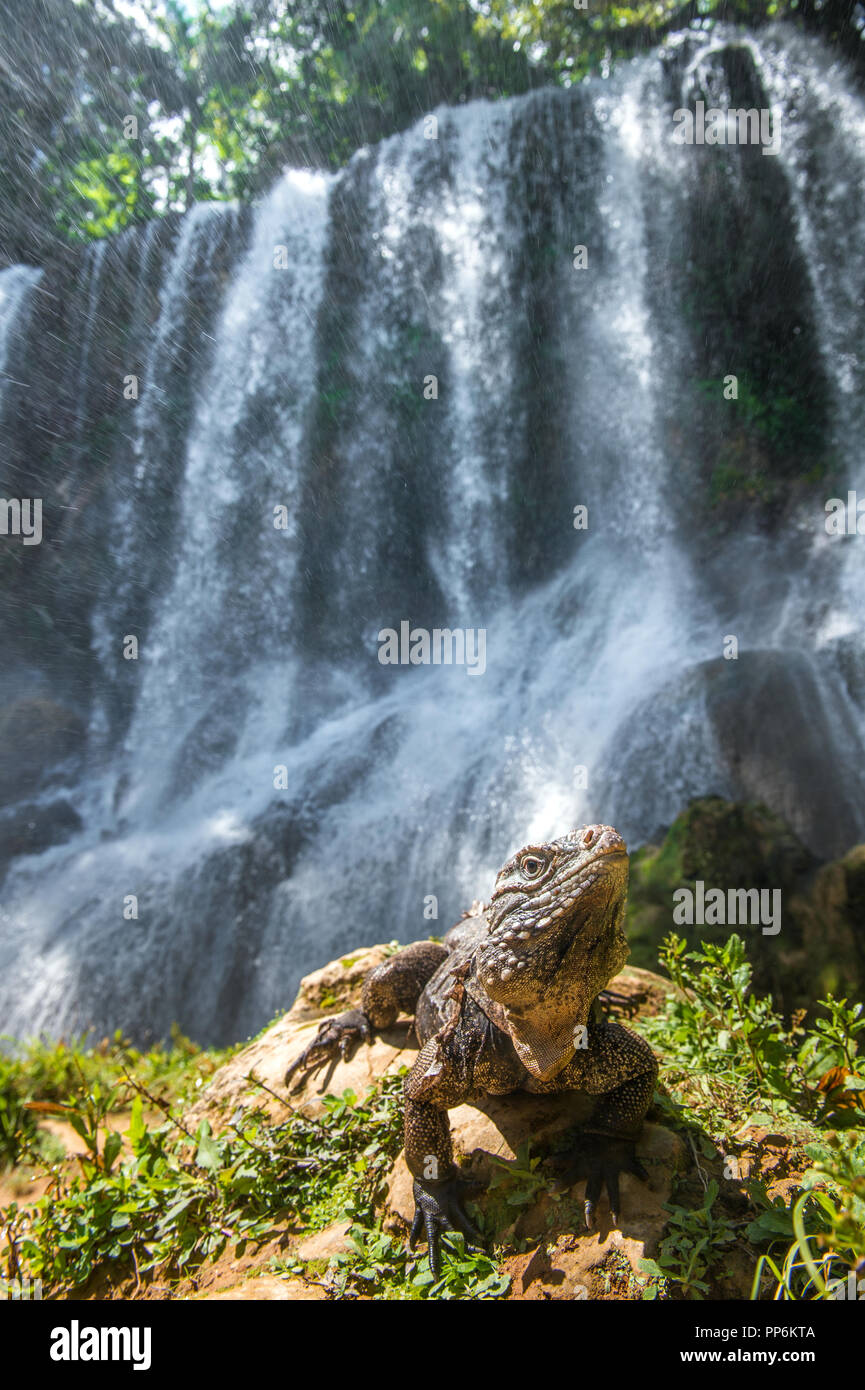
[475,825,629,1082]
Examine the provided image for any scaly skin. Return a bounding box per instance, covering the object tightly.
[285,825,657,1276]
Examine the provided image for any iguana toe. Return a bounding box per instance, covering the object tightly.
[549,1135,650,1230]
[283,1009,371,1090]
[409,1176,485,1279]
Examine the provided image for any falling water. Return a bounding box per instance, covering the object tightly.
[1,25,864,1043]
[0,264,42,414]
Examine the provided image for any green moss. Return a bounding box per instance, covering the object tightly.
[626,796,818,984]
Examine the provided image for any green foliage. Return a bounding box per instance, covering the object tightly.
[0,1027,235,1171]
[708,460,772,506]
[692,376,829,505]
[487,2,794,86]
[9,0,853,259]
[636,932,864,1129]
[750,1130,865,1299]
[631,931,864,1302]
[0,1088,39,1172]
[0,0,176,258]
[1,1048,513,1300]
[324,1224,510,1300]
[3,920,862,1302]
[3,1073,403,1296]
[59,148,154,244]
[483,1143,552,1236]
[799,996,865,1077]
[639,1179,738,1299]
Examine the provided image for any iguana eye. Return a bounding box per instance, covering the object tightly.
[520,855,545,880]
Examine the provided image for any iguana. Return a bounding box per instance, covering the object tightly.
[284,824,657,1275]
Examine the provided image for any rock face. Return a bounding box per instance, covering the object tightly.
[698,651,865,861]
[189,942,683,1300]
[627,796,865,1013]
[0,798,82,882]
[607,651,865,865]
[0,697,85,804]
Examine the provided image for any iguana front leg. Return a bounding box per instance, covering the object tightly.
[548,1021,657,1228]
[404,1035,484,1278]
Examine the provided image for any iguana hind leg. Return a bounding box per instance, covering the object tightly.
[362,940,448,1029]
[283,940,447,1089]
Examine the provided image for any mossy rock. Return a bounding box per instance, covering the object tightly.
[626,796,824,1009]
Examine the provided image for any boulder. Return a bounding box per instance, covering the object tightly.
[626,795,865,1012]
[697,650,865,860]
[0,798,82,880]
[386,1119,685,1301]
[611,650,865,862]
[188,943,684,1300]
[0,697,85,804]
[293,1222,353,1262]
[185,943,411,1127]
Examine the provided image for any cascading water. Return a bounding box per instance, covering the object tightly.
[0,264,42,417]
[1,24,864,1044]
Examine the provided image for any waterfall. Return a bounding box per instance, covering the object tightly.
[1,24,864,1044]
[0,265,42,415]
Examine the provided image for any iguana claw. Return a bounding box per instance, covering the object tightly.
[283,1009,372,1091]
[409,1175,486,1280]
[548,1135,649,1229]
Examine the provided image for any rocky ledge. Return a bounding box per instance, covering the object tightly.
[185,943,695,1301]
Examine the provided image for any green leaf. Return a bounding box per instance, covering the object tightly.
[128,1096,145,1147]
[103,1130,123,1173]
[67,1112,94,1147]
[195,1121,222,1173]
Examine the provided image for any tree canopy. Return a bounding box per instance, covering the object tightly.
[1,0,863,264]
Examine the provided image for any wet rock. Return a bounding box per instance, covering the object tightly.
[0,798,82,879]
[626,794,865,1011]
[0,697,85,803]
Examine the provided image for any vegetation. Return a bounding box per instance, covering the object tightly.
[0,1026,234,1172]
[1,926,862,1301]
[2,1,864,263]
[1,1050,507,1300]
[631,933,865,1301]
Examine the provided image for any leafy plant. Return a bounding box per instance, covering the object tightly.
[750,1130,865,1300]
[0,1028,236,1172]
[636,933,865,1129]
[2,1068,409,1296]
[485,1143,551,1226]
[325,1223,509,1300]
[638,1179,737,1300]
